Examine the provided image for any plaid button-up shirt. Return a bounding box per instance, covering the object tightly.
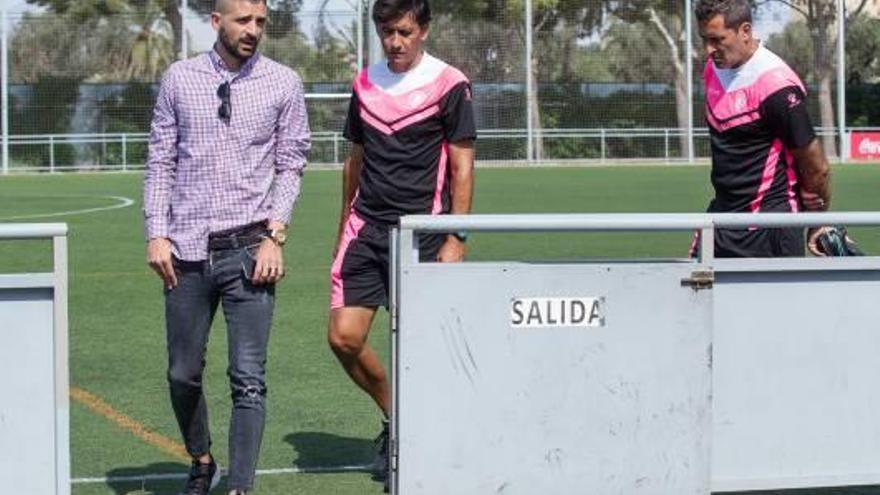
[143,49,310,261]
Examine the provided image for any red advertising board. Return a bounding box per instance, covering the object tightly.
[850,132,880,161]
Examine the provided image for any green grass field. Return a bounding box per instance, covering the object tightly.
[2,164,880,494]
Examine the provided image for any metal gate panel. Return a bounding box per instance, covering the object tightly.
[391,212,880,494]
[0,225,69,495]
[393,260,712,495]
[712,259,880,491]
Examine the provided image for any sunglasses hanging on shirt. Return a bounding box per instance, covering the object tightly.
[217,81,231,121]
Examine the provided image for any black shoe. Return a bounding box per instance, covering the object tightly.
[371,420,390,483]
[180,457,221,495]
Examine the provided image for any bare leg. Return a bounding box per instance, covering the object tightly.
[328,306,389,417]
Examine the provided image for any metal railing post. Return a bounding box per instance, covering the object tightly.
[837,0,847,162]
[600,129,606,164]
[49,136,55,173]
[52,232,70,495]
[665,128,670,163]
[685,0,695,163]
[357,0,364,72]
[525,0,534,164]
[121,134,127,171]
[1,5,9,175]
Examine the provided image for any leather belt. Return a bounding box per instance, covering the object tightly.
[208,221,267,250]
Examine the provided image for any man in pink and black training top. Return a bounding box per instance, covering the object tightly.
[695,0,832,257]
[325,0,475,489]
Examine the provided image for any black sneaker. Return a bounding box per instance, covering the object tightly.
[180,457,221,495]
[371,420,390,484]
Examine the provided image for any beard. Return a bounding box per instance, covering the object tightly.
[218,26,259,62]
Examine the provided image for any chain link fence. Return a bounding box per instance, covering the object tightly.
[1,0,877,172]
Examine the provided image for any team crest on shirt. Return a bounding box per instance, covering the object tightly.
[787,92,801,108]
[734,92,747,112]
[407,90,428,108]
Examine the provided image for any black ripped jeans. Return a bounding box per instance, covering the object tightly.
[165,243,274,491]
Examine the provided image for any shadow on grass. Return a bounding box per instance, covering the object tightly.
[284,431,374,471]
[101,462,214,495]
[90,432,375,494]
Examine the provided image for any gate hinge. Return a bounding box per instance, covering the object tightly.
[682,269,714,290]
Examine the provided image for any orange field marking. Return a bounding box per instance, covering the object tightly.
[70,386,189,462]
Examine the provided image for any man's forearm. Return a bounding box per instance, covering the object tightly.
[143,165,174,240]
[450,168,473,215]
[448,141,475,215]
[794,138,831,210]
[272,77,310,224]
[341,147,364,213]
[336,147,364,241]
[270,166,304,225]
[342,164,358,214]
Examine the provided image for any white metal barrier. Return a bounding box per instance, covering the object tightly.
[6,127,871,172]
[392,212,880,494]
[0,223,70,495]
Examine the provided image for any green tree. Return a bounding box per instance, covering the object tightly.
[431,0,605,160]
[757,0,875,155]
[605,0,708,158]
[843,13,880,85]
[11,7,173,83]
[766,12,880,126]
[764,18,813,77]
[26,0,303,62]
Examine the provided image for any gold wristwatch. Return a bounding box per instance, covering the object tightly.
[266,227,287,246]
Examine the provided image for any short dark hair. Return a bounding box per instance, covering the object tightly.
[371,0,431,27]
[214,0,266,13]
[695,0,753,28]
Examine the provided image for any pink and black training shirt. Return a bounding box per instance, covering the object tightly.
[343,53,476,225]
[704,44,815,216]
[700,45,818,257]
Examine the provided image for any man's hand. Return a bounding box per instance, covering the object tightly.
[437,236,466,263]
[807,226,831,257]
[800,190,826,211]
[252,238,285,285]
[147,237,178,289]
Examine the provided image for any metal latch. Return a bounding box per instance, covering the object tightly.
[682,269,714,290]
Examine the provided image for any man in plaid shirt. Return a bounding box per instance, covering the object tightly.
[142,0,310,493]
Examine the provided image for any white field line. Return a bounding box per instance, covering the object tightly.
[71,464,373,484]
[0,195,135,221]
